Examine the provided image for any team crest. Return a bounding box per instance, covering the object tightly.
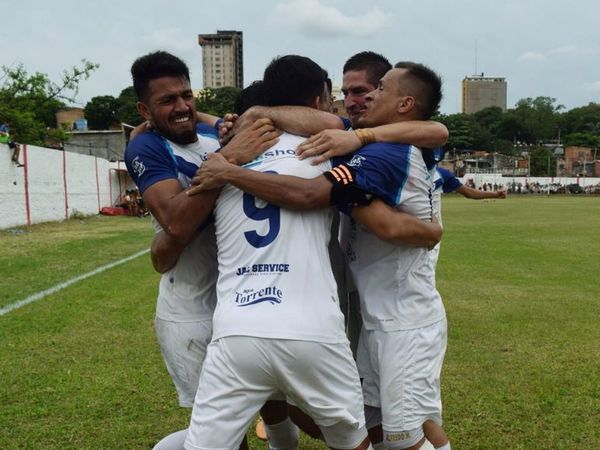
[347,155,365,167]
[132,156,146,177]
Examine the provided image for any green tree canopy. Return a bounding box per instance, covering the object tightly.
[436,113,477,150]
[559,102,600,136]
[563,131,600,148]
[116,86,143,126]
[84,95,120,130]
[196,86,241,117]
[529,147,557,176]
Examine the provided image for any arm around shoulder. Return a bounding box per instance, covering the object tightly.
[351,198,442,248]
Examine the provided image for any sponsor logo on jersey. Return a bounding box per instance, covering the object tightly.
[347,155,365,167]
[236,263,290,276]
[235,286,283,307]
[132,156,146,177]
[244,149,296,168]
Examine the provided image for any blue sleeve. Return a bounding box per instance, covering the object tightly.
[437,167,462,193]
[196,122,219,139]
[340,117,352,130]
[124,132,178,194]
[341,142,412,207]
[213,118,223,134]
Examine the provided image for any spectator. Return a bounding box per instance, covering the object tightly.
[0,123,24,167]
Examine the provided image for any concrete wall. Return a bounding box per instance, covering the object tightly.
[1,143,134,229]
[64,130,126,161]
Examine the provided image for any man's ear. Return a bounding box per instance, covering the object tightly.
[310,95,322,110]
[137,101,151,121]
[397,96,415,114]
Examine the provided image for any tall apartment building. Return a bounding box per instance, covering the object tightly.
[198,30,243,89]
[462,74,507,114]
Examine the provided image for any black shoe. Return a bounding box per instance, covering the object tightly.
[16,163,24,167]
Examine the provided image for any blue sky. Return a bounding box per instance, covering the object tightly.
[1,0,599,114]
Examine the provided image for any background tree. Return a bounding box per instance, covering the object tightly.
[509,97,563,144]
[196,86,240,117]
[84,95,120,129]
[0,60,98,145]
[437,113,477,150]
[116,86,143,126]
[529,147,557,176]
[563,131,600,148]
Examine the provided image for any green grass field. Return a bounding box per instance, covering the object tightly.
[1,196,599,449]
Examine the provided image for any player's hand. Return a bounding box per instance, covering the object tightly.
[426,219,442,250]
[187,153,233,194]
[219,117,281,166]
[296,129,362,165]
[496,189,507,199]
[129,120,153,141]
[219,113,238,145]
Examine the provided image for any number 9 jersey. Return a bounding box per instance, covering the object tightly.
[211,132,347,344]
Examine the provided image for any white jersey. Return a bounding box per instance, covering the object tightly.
[338,143,445,331]
[125,125,220,322]
[211,132,347,344]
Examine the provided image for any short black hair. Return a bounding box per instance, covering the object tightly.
[325,78,332,95]
[263,55,328,107]
[343,51,392,87]
[131,51,190,101]
[393,61,443,119]
[234,80,265,115]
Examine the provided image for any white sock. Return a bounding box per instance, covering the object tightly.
[264,417,299,450]
[436,443,451,450]
[152,428,187,450]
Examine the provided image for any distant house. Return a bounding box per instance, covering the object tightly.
[558,146,599,176]
[56,107,85,130]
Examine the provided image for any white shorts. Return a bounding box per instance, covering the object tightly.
[357,319,447,431]
[185,336,367,450]
[154,317,213,407]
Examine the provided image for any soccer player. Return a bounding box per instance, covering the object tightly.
[124,51,278,450]
[184,54,383,450]
[189,62,450,450]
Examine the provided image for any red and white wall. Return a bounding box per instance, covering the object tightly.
[1,143,134,229]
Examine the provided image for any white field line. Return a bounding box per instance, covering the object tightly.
[0,249,149,316]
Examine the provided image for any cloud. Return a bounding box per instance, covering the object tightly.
[139,28,190,53]
[517,51,547,62]
[589,81,600,92]
[271,0,392,38]
[548,45,578,54]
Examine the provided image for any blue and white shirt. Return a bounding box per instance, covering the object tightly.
[332,143,445,331]
[124,124,220,322]
[211,132,347,344]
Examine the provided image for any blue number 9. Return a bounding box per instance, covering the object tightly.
[243,191,281,248]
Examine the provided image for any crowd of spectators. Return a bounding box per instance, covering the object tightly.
[463,178,600,195]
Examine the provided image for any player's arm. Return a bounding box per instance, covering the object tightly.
[151,230,188,273]
[296,121,448,164]
[456,185,507,199]
[143,119,280,246]
[187,152,333,210]
[196,111,220,128]
[351,199,442,248]
[229,105,345,139]
[143,181,220,248]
